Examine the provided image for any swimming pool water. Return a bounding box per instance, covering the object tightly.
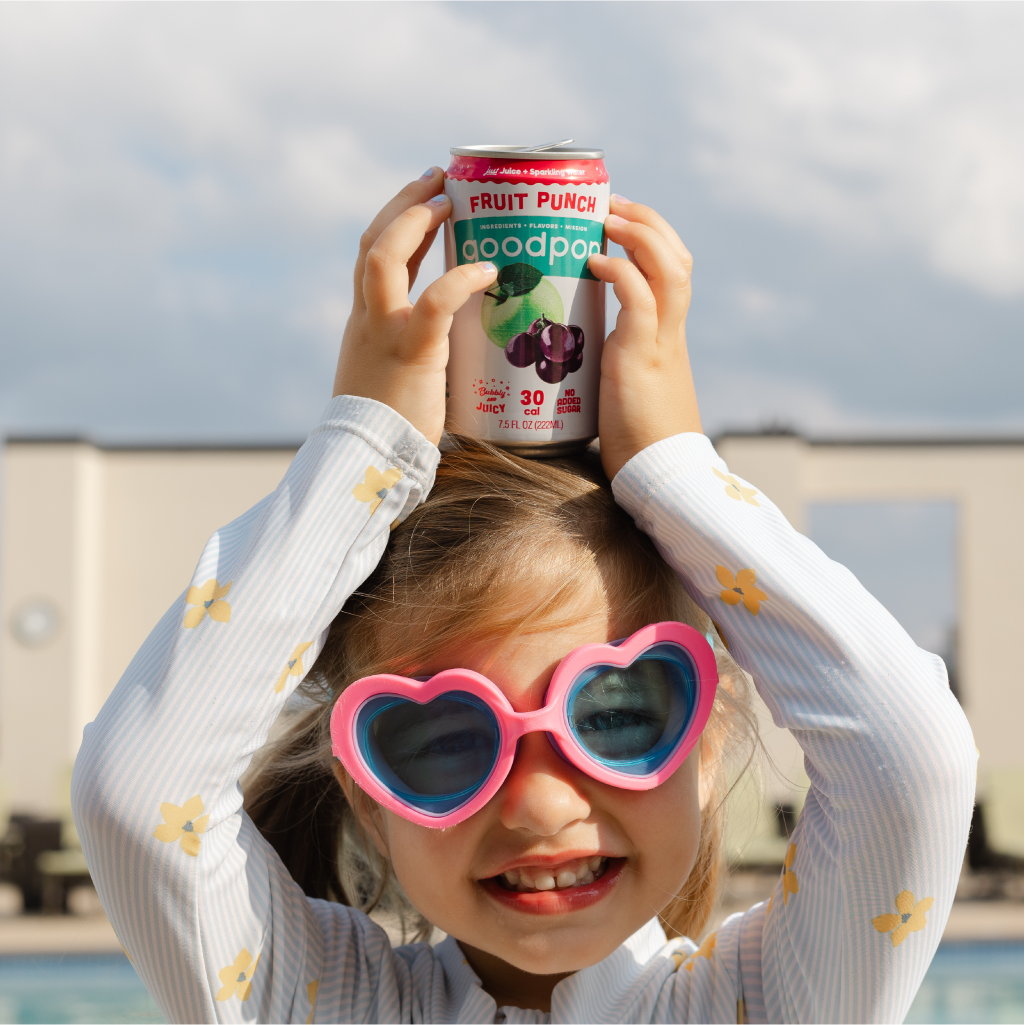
[0,941,1019,1023]
[0,954,163,1024]
[904,942,1024,1025]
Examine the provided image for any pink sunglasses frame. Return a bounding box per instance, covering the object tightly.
[330,620,719,829]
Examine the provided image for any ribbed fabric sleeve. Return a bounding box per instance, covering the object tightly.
[72,395,442,1023]
[611,432,977,1024]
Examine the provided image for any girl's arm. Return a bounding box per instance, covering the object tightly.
[612,435,975,1023]
[72,170,498,1023]
[589,203,975,1022]
[72,396,439,1022]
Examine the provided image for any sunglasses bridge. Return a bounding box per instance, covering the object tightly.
[490,701,565,740]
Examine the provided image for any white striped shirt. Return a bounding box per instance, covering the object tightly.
[72,395,976,1023]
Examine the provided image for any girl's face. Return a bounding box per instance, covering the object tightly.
[340,593,705,1005]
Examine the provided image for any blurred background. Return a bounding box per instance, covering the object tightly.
[0,3,1021,1022]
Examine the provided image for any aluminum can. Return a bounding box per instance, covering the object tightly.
[444,144,609,456]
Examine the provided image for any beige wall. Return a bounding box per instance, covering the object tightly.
[2,434,1021,856]
[716,434,1024,855]
[1,441,297,816]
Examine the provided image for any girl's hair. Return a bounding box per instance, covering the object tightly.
[244,437,756,944]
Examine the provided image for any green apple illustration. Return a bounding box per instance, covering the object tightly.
[480,263,564,348]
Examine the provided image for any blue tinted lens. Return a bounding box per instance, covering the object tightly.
[357,692,499,815]
[567,643,698,775]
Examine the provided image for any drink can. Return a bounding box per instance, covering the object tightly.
[444,144,609,456]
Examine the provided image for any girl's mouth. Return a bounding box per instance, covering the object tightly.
[497,855,609,892]
[480,856,625,914]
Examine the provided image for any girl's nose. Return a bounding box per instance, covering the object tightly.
[496,732,592,835]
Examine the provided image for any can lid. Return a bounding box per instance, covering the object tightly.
[450,143,605,160]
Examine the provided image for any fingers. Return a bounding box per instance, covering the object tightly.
[602,215,691,323]
[352,167,446,312]
[405,262,498,354]
[610,195,692,266]
[362,195,452,316]
[406,225,441,293]
[363,167,445,249]
[587,254,658,346]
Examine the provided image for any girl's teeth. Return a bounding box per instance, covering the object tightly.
[499,856,608,892]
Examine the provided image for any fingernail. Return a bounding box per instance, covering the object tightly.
[607,213,628,226]
[479,262,496,273]
[420,167,436,179]
[427,194,449,206]
[612,194,631,204]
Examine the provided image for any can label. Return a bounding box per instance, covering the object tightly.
[444,157,609,452]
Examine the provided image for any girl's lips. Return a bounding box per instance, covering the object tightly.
[480,857,626,915]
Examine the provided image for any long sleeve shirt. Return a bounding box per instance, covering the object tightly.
[72,395,976,1023]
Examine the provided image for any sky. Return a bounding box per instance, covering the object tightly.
[0,1,1020,445]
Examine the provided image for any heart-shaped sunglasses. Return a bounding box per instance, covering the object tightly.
[330,621,719,828]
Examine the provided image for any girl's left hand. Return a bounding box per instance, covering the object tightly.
[588,197,703,481]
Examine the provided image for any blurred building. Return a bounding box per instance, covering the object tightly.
[717,433,1023,863]
[1,433,1022,863]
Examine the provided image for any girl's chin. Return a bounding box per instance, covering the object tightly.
[479,857,626,915]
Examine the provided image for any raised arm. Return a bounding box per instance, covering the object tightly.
[612,434,976,1023]
[72,396,439,1021]
[590,200,974,1022]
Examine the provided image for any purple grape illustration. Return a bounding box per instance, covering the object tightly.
[536,356,571,384]
[504,332,537,368]
[538,323,582,364]
[504,308,586,383]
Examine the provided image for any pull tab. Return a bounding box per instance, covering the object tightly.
[515,139,575,153]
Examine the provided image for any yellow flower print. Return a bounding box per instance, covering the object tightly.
[873,890,934,948]
[766,843,799,913]
[184,579,233,629]
[306,979,319,1024]
[683,931,717,970]
[215,948,260,1002]
[353,466,402,515]
[716,566,767,616]
[275,642,313,694]
[782,842,799,905]
[153,795,209,857]
[713,467,760,506]
[711,620,731,652]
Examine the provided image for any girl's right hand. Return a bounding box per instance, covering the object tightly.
[332,168,498,446]
[588,198,702,481]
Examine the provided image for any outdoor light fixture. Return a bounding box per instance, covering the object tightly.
[9,598,61,648]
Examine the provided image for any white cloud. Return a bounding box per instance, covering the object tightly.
[0,3,1017,442]
[730,285,812,338]
[698,363,1021,441]
[680,5,1022,296]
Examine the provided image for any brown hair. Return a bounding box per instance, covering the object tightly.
[244,437,756,943]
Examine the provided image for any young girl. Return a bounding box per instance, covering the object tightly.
[72,167,975,1024]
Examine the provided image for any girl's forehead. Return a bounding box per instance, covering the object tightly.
[421,612,618,713]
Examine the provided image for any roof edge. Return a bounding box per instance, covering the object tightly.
[713,431,1023,448]
[4,436,303,452]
